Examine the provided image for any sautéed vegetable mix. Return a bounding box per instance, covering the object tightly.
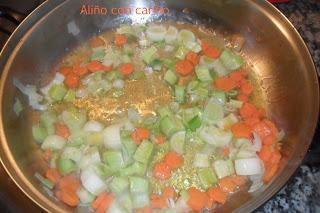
[14,23,283,212]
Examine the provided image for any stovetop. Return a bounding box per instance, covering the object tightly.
[0,1,319,213]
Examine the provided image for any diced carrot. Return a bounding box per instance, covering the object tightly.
[270,149,281,164]
[45,168,61,184]
[60,67,73,77]
[187,187,208,211]
[229,70,247,84]
[115,34,127,46]
[32,111,40,124]
[207,187,227,204]
[120,63,134,76]
[57,175,81,192]
[55,188,79,207]
[95,194,114,213]
[87,60,112,72]
[253,120,274,140]
[240,81,253,95]
[43,149,52,162]
[244,117,260,128]
[263,135,277,145]
[155,135,165,144]
[92,192,108,209]
[64,73,80,89]
[201,40,209,52]
[239,103,262,120]
[151,195,167,209]
[206,197,215,209]
[175,59,194,76]
[54,123,70,139]
[231,122,252,139]
[214,77,237,92]
[237,93,249,102]
[178,76,191,86]
[89,37,105,48]
[164,152,183,170]
[153,162,171,180]
[258,145,273,162]
[163,186,176,199]
[204,47,220,59]
[135,206,152,213]
[73,64,89,76]
[131,128,151,145]
[263,163,279,183]
[230,175,247,186]
[186,51,200,65]
[218,177,237,193]
[223,147,230,157]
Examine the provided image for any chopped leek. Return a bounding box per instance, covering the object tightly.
[86,132,104,147]
[91,47,105,62]
[160,116,176,137]
[146,25,166,42]
[199,126,232,147]
[165,26,178,44]
[62,108,87,133]
[187,115,202,131]
[40,111,57,135]
[48,84,67,102]
[13,97,23,116]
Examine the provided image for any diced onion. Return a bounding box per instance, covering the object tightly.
[146,25,167,42]
[76,187,95,204]
[83,120,104,132]
[61,147,82,163]
[79,147,101,169]
[193,153,210,168]
[75,88,89,98]
[103,124,123,149]
[80,167,107,195]
[174,196,191,213]
[41,135,66,150]
[248,175,264,193]
[235,158,263,176]
[252,131,262,151]
[165,26,178,44]
[199,126,232,147]
[112,79,124,89]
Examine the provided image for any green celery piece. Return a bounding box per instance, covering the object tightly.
[142,46,157,64]
[58,158,77,175]
[121,133,137,158]
[119,193,133,212]
[203,101,224,124]
[195,65,212,82]
[133,140,154,164]
[110,177,129,195]
[157,106,172,118]
[163,58,175,70]
[63,108,87,133]
[129,176,149,193]
[220,49,244,70]
[170,131,185,154]
[164,70,177,85]
[103,151,125,170]
[120,162,147,177]
[34,173,54,189]
[198,168,218,189]
[213,159,235,179]
[175,46,188,60]
[175,85,185,103]
[68,131,87,146]
[160,116,176,137]
[211,90,226,105]
[91,47,105,62]
[187,115,202,131]
[131,71,145,80]
[226,90,239,98]
[48,84,67,101]
[94,163,115,178]
[32,125,47,144]
[132,192,150,209]
[63,89,76,102]
[40,111,57,135]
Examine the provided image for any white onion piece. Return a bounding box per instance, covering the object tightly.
[107,202,124,213]
[83,120,104,132]
[112,79,124,89]
[146,25,166,42]
[174,197,191,213]
[144,66,153,74]
[165,26,178,44]
[61,147,82,163]
[103,124,123,149]
[252,131,262,152]
[193,153,210,168]
[75,88,89,98]
[76,187,95,204]
[248,175,264,193]
[277,129,285,141]
[177,29,195,45]
[41,135,66,150]
[79,147,101,169]
[80,167,107,195]
[235,158,263,176]
[128,107,141,124]
[199,126,232,147]
[164,45,174,52]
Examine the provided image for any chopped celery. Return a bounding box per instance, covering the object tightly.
[110,177,129,195]
[199,55,215,69]
[48,84,67,101]
[220,49,244,70]
[170,131,185,154]
[40,111,57,135]
[132,192,150,209]
[133,140,154,164]
[198,168,218,189]
[203,101,224,124]
[94,163,115,178]
[119,193,133,212]
[213,159,235,179]
[58,158,77,175]
[68,131,87,146]
[86,132,104,146]
[32,125,47,144]
[212,58,229,76]
[142,46,157,64]
[61,147,82,163]
[62,108,87,133]
[177,30,196,45]
[169,102,180,113]
[131,71,145,80]
[63,89,76,102]
[163,58,175,69]
[121,132,137,158]
[226,90,239,98]
[160,116,176,137]
[180,189,189,201]
[124,45,134,57]
[157,106,173,118]
[228,99,243,109]
[129,176,149,193]
[106,71,122,81]
[217,113,239,129]
[187,115,202,131]
[195,65,212,82]
[34,172,54,189]
[175,85,185,103]
[164,70,177,85]
[187,80,200,94]
[91,47,105,62]
[193,153,210,168]
[182,107,202,126]
[103,151,125,170]
[13,98,23,116]
[120,161,147,176]
[175,46,188,60]
[121,54,131,63]
[211,90,226,105]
